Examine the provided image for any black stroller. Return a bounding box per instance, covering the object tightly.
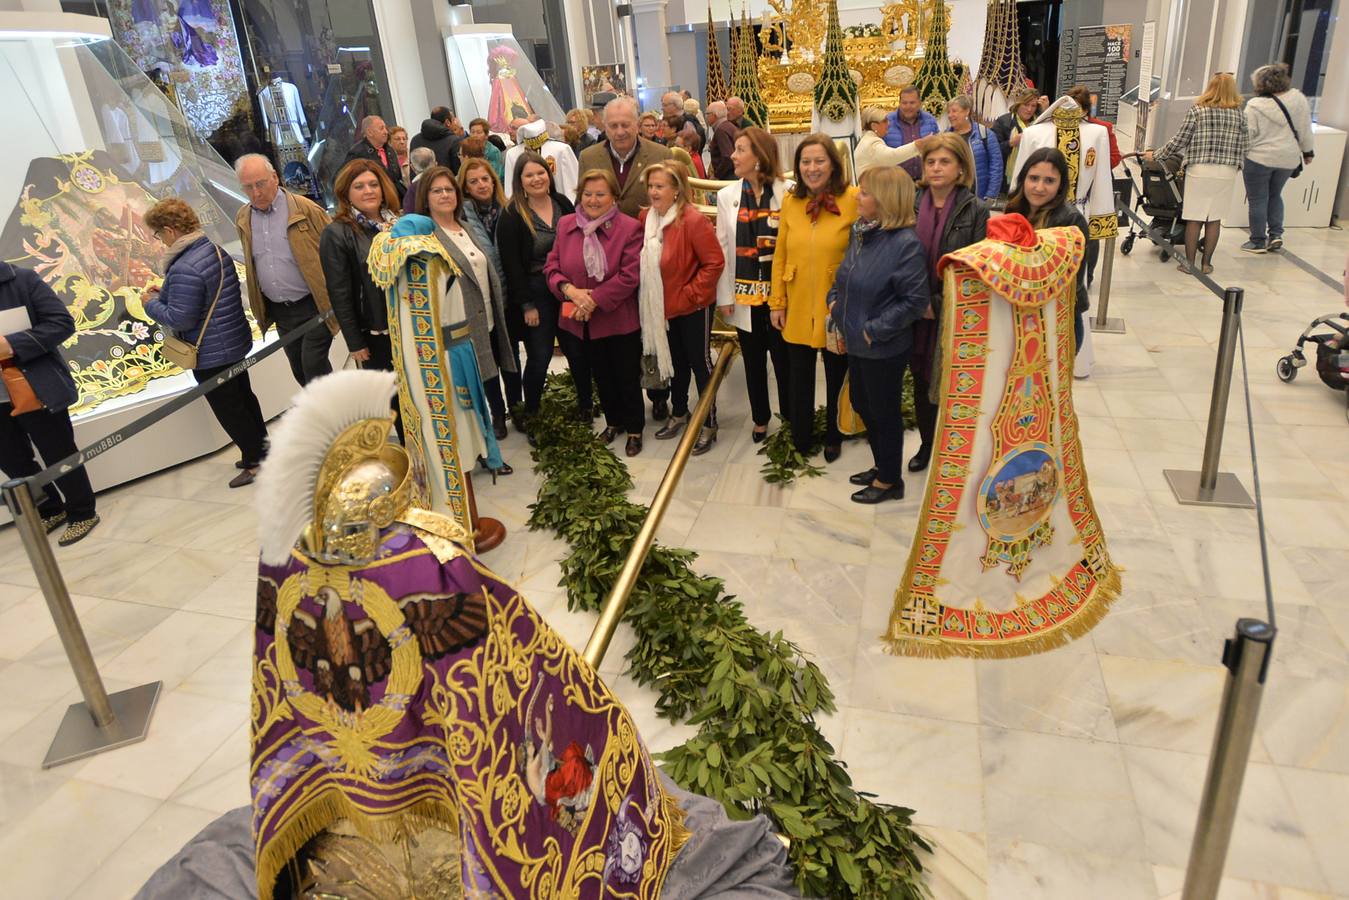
[1276,313,1349,423]
[1119,153,1188,262]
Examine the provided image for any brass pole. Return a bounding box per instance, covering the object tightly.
[582,338,740,670]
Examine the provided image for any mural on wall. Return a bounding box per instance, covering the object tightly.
[109,0,250,139]
[0,151,255,415]
[581,64,629,104]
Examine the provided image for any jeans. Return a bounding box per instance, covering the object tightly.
[519,291,561,415]
[1243,160,1295,244]
[0,404,97,520]
[735,303,791,427]
[849,352,909,486]
[193,362,268,466]
[265,295,333,386]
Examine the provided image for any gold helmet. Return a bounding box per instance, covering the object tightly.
[305,415,413,565]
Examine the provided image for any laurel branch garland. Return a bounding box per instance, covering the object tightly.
[525,373,930,898]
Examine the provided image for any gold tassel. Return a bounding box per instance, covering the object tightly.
[256,790,461,900]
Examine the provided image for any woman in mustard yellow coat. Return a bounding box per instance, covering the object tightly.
[769,134,859,460]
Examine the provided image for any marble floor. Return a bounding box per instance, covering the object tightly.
[2,227,1348,899]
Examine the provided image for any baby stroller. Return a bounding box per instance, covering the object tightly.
[1276,313,1349,423]
[1119,153,1189,262]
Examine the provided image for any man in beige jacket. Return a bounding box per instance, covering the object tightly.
[234,153,338,386]
[577,96,672,218]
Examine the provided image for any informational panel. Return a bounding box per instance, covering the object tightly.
[1073,25,1132,120]
[581,63,628,104]
[1134,21,1157,150]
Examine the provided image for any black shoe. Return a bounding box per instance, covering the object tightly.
[654,415,688,440]
[851,482,905,504]
[625,434,643,457]
[823,443,842,463]
[908,448,931,472]
[751,427,768,444]
[494,420,508,440]
[849,467,879,486]
[652,400,670,422]
[41,511,68,534]
[234,460,250,470]
[691,426,717,456]
[598,426,619,445]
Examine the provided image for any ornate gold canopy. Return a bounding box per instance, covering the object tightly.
[756,0,953,132]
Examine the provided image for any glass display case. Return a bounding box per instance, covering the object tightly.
[443,25,567,132]
[0,28,268,422]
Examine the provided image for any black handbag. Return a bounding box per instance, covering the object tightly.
[1270,95,1307,178]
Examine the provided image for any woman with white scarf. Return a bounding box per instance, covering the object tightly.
[638,161,725,454]
[543,169,646,455]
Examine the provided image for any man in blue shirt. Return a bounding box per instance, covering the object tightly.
[884,86,939,180]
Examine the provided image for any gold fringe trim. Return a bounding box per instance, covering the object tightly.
[664,790,693,858]
[256,789,459,900]
[881,563,1124,660]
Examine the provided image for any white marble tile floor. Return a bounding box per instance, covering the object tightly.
[1,227,1347,897]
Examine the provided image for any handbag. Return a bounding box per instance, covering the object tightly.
[0,358,42,416]
[160,246,226,371]
[639,353,669,391]
[1270,95,1306,178]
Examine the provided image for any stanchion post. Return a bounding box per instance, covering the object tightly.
[583,340,739,670]
[1092,235,1126,334]
[1182,618,1275,900]
[1163,287,1255,508]
[1,478,161,768]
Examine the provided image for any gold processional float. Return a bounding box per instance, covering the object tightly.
[709,0,965,134]
[707,0,1030,133]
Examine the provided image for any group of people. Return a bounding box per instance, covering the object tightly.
[1141,66,1314,271]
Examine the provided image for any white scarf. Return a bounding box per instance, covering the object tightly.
[639,204,678,379]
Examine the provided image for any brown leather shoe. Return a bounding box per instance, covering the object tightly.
[624,434,643,457]
[599,426,619,444]
[229,468,258,489]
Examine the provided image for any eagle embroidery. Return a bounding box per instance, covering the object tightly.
[262,583,488,714]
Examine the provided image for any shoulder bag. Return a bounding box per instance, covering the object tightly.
[1269,96,1306,178]
[160,245,226,371]
[1,357,42,415]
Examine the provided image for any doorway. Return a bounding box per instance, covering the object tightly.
[1017,0,1063,97]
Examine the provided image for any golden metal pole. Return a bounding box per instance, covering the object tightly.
[582,338,741,670]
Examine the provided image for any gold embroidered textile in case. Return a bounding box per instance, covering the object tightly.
[885,221,1121,658]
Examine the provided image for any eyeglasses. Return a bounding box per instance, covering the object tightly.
[428,187,457,197]
[241,178,274,192]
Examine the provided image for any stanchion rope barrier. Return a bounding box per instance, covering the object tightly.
[18,311,333,494]
[1116,203,1274,628]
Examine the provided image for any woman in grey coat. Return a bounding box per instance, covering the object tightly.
[416,165,516,472]
[457,157,513,437]
[1242,63,1315,253]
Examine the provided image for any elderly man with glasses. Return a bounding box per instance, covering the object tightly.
[233,153,339,386]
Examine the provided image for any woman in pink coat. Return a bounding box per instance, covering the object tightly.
[544,169,646,455]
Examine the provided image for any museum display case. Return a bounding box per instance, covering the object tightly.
[443,25,566,133]
[0,21,337,516]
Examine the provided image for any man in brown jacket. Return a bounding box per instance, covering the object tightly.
[234,153,338,386]
[577,96,672,218]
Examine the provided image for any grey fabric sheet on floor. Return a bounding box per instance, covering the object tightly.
[134,773,805,899]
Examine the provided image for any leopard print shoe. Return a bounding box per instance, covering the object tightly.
[41,511,68,534]
[58,514,100,547]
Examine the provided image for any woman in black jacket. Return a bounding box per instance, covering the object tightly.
[1006,148,1090,350]
[910,133,990,472]
[0,262,99,544]
[320,159,400,371]
[495,152,579,435]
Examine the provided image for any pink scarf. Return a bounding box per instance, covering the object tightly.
[573,205,620,281]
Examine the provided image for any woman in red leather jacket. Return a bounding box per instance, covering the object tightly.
[638,161,725,454]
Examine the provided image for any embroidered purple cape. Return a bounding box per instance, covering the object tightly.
[251,516,688,898]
